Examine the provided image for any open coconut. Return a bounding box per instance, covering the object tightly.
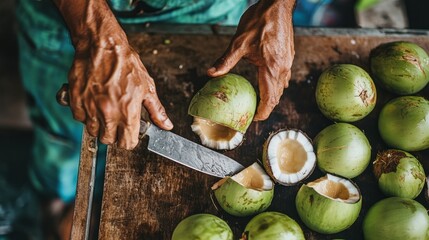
[189,73,257,150]
[295,174,362,234]
[262,129,316,186]
[212,162,274,217]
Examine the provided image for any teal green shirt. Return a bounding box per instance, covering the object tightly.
[110,0,249,26]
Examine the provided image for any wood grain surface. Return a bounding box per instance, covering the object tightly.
[75,28,429,239]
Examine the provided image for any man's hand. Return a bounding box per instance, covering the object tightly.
[54,0,172,149]
[208,0,296,121]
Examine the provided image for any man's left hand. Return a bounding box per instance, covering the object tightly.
[207,0,296,121]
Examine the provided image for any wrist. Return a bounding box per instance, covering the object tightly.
[259,0,296,12]
[54,0,128,51]
[72,19,128,53]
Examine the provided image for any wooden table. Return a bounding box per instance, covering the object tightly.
[71,26,429,240]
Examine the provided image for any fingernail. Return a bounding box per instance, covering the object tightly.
[165,118,173,129]
[207,67,216,75]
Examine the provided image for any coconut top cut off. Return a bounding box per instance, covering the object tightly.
[188,73,257,150]
[307,174,360,204]
[264,129,316,185]
[191,117,244,150]
[212,162,273,191]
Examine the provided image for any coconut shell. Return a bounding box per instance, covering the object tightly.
[262,128,316,186]
[295,176,362,234]
[370,41,429,95]
[188,73,256,133]
[378,96,429,151]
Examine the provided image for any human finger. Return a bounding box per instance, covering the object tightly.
[117,102,141,150]
[98,99,119,145]
[85,101,100,137]
[116,124,138,150]
[207,43,245,77]
[143,92,173,131]
[253,67,285,121]
[68,62,87,122]
[99,120,118,145]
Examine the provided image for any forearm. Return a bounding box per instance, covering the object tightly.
[52,0,127,50]
[258,0,296,13]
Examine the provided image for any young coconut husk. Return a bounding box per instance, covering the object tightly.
[373,149,425,199]
[295,174,362,234]
[240,212,305,240]
[188,73,257,150]
[378,96,429,151]
[172,213,233,240]
[211,162,274,217]
[315,64,377,122]
[370,41,429,95]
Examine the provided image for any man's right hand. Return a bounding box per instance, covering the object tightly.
[53,0,173,150]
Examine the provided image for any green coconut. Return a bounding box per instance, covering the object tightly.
[373,149,425,199]
[363,197,429,240]
[295,174,362,234]
[315,64,377,122]
[212,163,274,217]
[188,73,257,150]
[240,212,305,240]
[172,213,233,240]
[262,129,316,186]
[314,123,371,179]
[378,96,429,151]
[370,41,429,95]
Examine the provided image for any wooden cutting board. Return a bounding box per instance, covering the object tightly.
[72,26,429,240]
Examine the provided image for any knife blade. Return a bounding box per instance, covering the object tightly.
[139,120,244,178]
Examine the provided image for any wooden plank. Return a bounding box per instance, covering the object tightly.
[95,29,429,239]
[71,130,98,240]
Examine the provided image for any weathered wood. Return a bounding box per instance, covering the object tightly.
[71,130,98,240]
[83,27,429,239]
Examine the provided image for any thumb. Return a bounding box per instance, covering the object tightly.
[207,46,244,77]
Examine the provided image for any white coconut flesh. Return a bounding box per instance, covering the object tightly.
[191,117,243,150]
[267,130,316,184]
[307,174,360,203]
[212,162,273,191]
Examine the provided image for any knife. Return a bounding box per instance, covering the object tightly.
[139,119,244,177]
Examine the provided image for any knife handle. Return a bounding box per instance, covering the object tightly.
[139,120,151,138]
[57,83,70,106]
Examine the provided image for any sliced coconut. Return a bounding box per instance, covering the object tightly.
[263,129,316,186]
[191,117,243,150]
[307,174,360,203]
[212,162,273,191]
[296,174,362,234]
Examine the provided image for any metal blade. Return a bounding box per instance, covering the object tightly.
[144,124,244,178]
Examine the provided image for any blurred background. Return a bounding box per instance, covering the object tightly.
[0,0,428,238]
